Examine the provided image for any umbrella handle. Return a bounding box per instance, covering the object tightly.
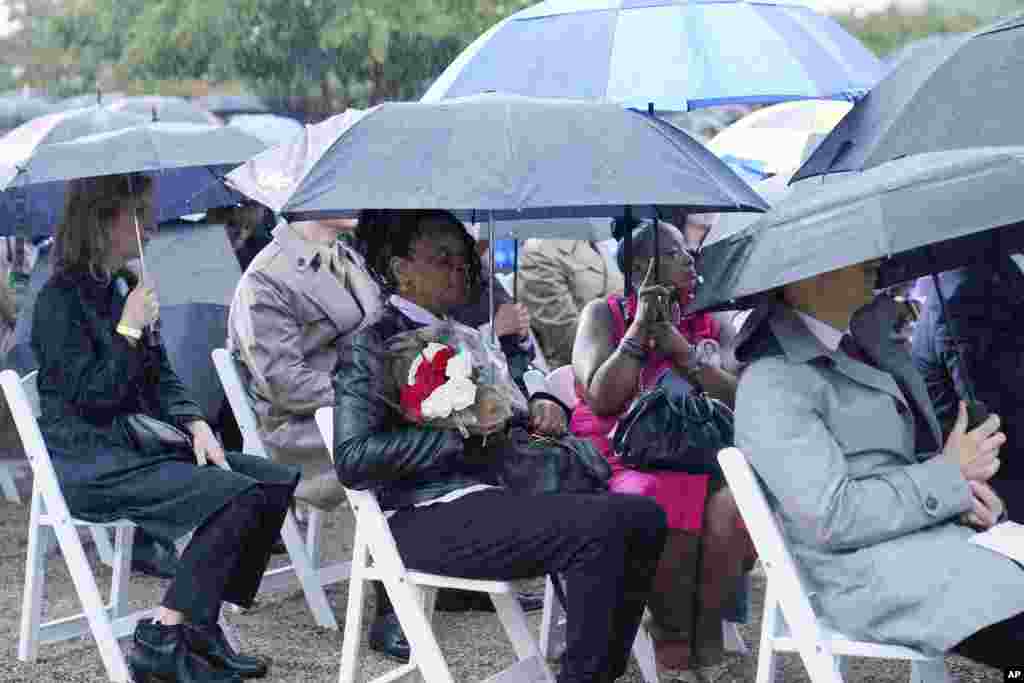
[512,239,518,304]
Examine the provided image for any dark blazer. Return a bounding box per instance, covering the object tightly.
[912,259,1024,503]
[32,267,296,542]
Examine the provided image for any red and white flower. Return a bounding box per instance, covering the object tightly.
[400,343,477,422]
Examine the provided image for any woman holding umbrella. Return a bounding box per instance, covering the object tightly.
[732,260,1024,667]
[31,173,299,683]
[572,219,755,680]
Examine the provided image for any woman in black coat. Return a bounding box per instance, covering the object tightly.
[31,174,299,683]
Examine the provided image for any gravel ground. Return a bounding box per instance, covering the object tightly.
[0,461,1006,682]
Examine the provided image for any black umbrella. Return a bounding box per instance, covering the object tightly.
[793,14,1024,180]
[694,148,1024,426]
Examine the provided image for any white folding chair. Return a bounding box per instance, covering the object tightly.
[717,447,951,683]
[538,367,747,681]
[314,407,555,683]
[212,348,348,630]
[1,460,21,502]
[544,365,578,411]
[6,369,150,682]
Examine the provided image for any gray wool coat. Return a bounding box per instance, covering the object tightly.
[733,303,1024,656]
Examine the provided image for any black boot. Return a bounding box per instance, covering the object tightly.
[368,611,410,662]
[185,622,269,679]
[129,619,241,683]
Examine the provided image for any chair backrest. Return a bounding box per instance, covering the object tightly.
[211,348,269,459]
[717,447,834,655]
[545,365,578,410]
[0,369,71,520]
[313,406,411,577]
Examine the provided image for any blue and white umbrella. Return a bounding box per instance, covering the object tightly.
[422,0,884,112]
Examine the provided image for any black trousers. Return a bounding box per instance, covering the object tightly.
[954,610,1024,669]
[387,489,668,683]
[162,480,294,625]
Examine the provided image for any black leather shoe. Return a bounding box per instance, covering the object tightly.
[129,619,241,683]
[131,537,180,580]
[186,622,269,679]
[435,588,544,613]
[368,611,410,662]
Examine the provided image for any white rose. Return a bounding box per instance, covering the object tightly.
[445,349,473,381]
[421,377,477,419]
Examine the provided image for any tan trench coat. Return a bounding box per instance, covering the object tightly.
[517,239,623,369]
[228,222,381,509]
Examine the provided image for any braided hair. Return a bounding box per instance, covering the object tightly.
[355,209,482,298]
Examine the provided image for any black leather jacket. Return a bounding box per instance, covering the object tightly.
[332,304,498,511]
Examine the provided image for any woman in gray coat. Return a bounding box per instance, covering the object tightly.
[733,258,1024,668]
[32,174,299,683]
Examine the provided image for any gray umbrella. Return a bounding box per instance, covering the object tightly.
[222,94,768,222]
[793,15,1024,180]
[146,221,242,419]
[691,146,1024,314]
[1,122,266,188]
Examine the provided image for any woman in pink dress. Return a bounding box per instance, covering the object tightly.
[572,219,754,680]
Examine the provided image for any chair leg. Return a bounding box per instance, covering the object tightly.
[280,510,338,629]
[52,519,132,682]
[539,575,565,659]
[492,592,556,682]
[337,540,369,683]
[306,507,323,568]
[1,462,20,503]
[109,525,135,621]
[19,490,50,662]
[89,526,115,568]
[385,576,454,683]
[631,611,660,683]
[723,619,749,655]
[910,658,951,683]
[755,584,780,683]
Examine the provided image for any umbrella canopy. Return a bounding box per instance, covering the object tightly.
[220,94,768,223]
[0,105,147,156]
[51,91,127,111]
[227,113,305,146]
[195,94,270,118]
[793,15,1024,180]
[108,96,222,126]
[0,119,267,236]
[690,147,1024,313]
[2,122,267,187]
[707,100,852,175]
[0,96,54,131]
[422,0,884,112]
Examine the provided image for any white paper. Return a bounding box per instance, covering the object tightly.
[968,521,1024,564]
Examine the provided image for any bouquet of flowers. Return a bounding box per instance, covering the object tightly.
[384,322,528,436]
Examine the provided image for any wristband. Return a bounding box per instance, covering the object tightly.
[619,337,649,361]
[116,324,143,341]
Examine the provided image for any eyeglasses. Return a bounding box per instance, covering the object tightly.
[408,247,470,274]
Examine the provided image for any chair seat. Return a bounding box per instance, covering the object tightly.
[364,566,515,595]
[771,625,937,661]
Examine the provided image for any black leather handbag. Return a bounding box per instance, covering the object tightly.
[612,372,733,476]
[120,413,193,457]
[490,425,612,495]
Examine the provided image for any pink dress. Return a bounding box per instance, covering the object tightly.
[570,295,720,531]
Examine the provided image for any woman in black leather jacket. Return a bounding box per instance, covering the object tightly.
[32,174,299,683]
[333,209,668,683]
